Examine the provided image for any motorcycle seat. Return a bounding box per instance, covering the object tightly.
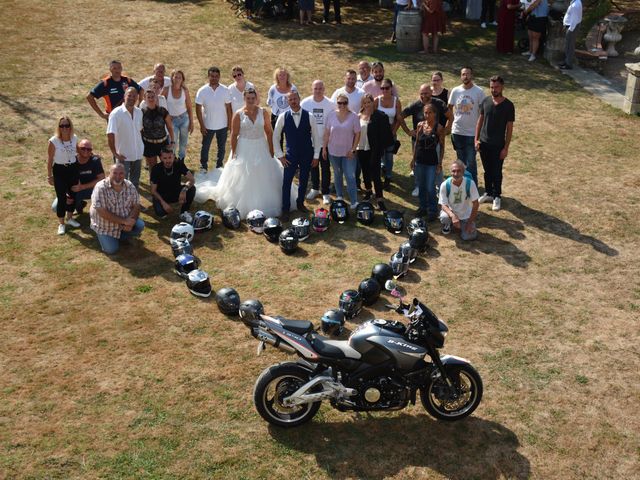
[312,336,362,360]
[278,318,315,336]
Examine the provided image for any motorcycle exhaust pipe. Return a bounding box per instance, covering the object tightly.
[254,328,296,354]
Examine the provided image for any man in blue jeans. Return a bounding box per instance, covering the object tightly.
[90,163,145,255]
[447,67,486,187]
[195,67,232,173]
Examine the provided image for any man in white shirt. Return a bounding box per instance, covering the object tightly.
[447,66,485,186]
[559,0,582,70]
[301,80,335,204]
[356,61,373,89]
[195,67,232,172]
[331,69,364,114]
[138,63,171,94]
[439,160,479,240]
[106,87,144,187]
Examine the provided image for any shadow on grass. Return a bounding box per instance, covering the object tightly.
[269,413,530,479]
[0,92,53,134]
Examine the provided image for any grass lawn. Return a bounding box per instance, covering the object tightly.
[0,0,639,478]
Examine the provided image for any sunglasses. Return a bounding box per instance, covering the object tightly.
[337,101,348,105]
[232,73,243,78]
[380,86,390,90]
[59,124,71,128]
[79,147,93,152]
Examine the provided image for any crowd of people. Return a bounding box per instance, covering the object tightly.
[48,58,514,254]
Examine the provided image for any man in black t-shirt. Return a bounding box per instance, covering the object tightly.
[150,148,196,218]
[474,76,515,212]
[86,60,141,120]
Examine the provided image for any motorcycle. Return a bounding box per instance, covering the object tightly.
[242,285,483,428]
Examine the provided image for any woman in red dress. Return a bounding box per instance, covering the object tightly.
[496,0,521,53]
[421,0,447,54]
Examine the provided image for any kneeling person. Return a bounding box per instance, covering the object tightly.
[150,148,196,218]
[90,163,145,255]
[438,160,479,240]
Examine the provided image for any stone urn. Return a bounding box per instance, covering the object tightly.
[603,15,627,57]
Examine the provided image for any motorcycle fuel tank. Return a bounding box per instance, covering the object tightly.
[349,322,426,369]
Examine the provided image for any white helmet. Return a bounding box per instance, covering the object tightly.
[193,210,214,231]
[171,222,195,242]
[247,210,266,233]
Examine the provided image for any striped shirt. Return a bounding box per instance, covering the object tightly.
[90,178,139,239]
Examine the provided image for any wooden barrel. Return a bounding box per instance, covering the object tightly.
[396,10,422,53]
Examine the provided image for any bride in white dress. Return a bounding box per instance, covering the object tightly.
[195,88,295,219]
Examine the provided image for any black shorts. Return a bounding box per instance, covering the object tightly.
[527,16,547,34]
[143,137,168,158]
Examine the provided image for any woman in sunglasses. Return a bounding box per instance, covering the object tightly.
[47,116,79,235]
[323,94,361,209]
[374,78,402,190]
[227,66,256,115]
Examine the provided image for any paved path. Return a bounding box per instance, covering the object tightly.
[559,66,626,110]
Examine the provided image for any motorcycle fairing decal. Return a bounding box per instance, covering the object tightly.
[269,324,319,360]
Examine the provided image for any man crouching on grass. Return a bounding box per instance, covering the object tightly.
[438,160,479,240]
[90,163,145,255]
[150,147,196,219]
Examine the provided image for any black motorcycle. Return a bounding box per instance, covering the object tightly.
[242,289,483,428]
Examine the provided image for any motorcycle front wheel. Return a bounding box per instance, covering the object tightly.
[420,364,483,421]
[253,362,322,428]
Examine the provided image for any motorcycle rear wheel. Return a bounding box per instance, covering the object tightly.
[253,362,321,428]
[420,364,483,421]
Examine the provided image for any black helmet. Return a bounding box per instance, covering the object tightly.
[371,263,394,288]
[291,217,311,241]
[339,289,363,319]
[358,277,381,306]
[389,252,410,279]
[278,228,299,254]
[215,287,241,316]
[193,211,214,232]
[247,210,266,233]
[356,202,375,225]
[321,309,346,336]
[239,299,264,324]
[186,269,212,298]
[398,241,418,264]
[407,217,427,235]
[384,210,404,234]
[171,222,195,241]
[263,217,283,242]
[409,228,429,252]
[312,208,330,232]
[171,237,193,258]
[222,206,241,229]
[174,253,200,278]
[330,200,349,224]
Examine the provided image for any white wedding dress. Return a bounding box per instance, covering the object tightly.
[194,107,296,219]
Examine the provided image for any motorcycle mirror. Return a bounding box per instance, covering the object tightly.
[385,279,396,291]
[412,298,419,306]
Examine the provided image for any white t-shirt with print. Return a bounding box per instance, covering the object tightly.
[438,178,479,220]
[300,96,335,140]
[449,84,485,137]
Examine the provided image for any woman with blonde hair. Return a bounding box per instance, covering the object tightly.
[162,69,193,162]
[47,116,79,235]
[267,67,297,129]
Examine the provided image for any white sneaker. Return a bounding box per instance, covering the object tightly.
[480,22,487,28]
[478,193,494,204]
[521,51,531,56]
[350,202,358,210]
[336,196,344,201]
[492,197,501,211]
[66,218,81,228]
[306,189,320,201]
[409,170,415,177]
[57,224,66,235]
[411,187,419,197]
[491,21,498,26]
[528,54,536,62]
[322,195,331,205]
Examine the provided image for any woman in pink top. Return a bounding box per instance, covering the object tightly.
[323,93,361,208]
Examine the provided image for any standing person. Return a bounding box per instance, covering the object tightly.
[90,163,145,255]
[323,94,361,209]
[87,60,140,121]
[480,0,498,28]
[474,75,515,212]
[363,62,399,98]
[150,148,196,218]
[65,138,105,218]
[227,66,256,114]
[447,67,485,186]
[356,61,373,89]
[107,87,144,188]
[138,63,171,93]
[357,94,394,211]
[521,0,549,62]
[140,79,168,109]
[267,67,297,129]
[274,91,321,221]
[300,0,313,25]
[163,69,194,162]
[431,71,449,104]
[322,0,341,24]
[411,103,444,219]
[374,79,402,190]
[141,89,174,172]
[301,80,335,204]
[496,0,521,53]
[331,70,364,114]
[391,0,417,43]
[559,0,582,70]
[195,67,232,173]
[438,160,479,240]
[47,116,79,235]
[421,0,446,54]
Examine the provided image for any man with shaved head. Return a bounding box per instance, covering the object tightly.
[139,63,171,93]
[87,60,141,120]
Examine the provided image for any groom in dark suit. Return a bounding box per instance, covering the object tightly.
[273,90,320,222]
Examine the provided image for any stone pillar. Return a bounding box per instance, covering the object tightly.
[544,1,568,63]
[623,63,640,115]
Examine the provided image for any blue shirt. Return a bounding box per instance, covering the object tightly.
[532,0,549,18]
